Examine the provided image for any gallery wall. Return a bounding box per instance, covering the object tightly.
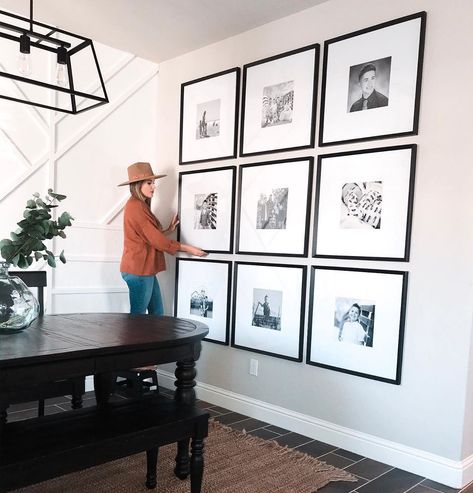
[154,0,473,487]
[0,40,159,314]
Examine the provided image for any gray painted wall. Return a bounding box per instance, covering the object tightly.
[155,0,473,463]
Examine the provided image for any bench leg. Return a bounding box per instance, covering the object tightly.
[71,377,85,410]
[146,447,159,489]
[174,438,190,479]
[190,437,204,493]
[38,398,45,417]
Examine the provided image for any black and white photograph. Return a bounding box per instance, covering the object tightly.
[175,258,232,345]
[179,166,236,253]
[319,12,426,146]
[335,297,375,347]
[237,157,313,256]
[196,99,220,139]
[179,67,240,164]
[194,193,217,230]
[232,262,306,361]
[313,145,416,261]
[190,286,214,318]
[261,81,294,127]
[256,188,288,230]
[347,57,391,113]
[340,181,382,230]
[307,266,408,384]
[252,288,282,331]
[240,44,319,157]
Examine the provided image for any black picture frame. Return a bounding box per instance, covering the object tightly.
[174,258,232,345]
[313,144,416,261]
[319,11,426,146]
[179,67,240,165]
[178,166,236,254]
[307,266,408,385]
[236,157,313,257]
[240,43,319,157]
[232,261,306,362]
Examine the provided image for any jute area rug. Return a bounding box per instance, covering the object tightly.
[14,420,357,493]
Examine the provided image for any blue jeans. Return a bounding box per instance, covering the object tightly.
[121,273,164,315]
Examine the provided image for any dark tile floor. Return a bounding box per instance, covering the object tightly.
[5,389,473,493]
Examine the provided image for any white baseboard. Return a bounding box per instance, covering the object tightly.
[156,369,472,489]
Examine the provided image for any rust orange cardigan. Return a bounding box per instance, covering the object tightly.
[120,197,181,276]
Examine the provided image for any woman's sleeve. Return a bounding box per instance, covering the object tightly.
[134,206,181,254]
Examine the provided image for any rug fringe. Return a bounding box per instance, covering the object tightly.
[209,419,357,483]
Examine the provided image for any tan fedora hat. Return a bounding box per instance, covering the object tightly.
[118,162,167,187]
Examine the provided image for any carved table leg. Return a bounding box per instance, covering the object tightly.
[174,359,197,479]
[94,373,114,408]
[190,437,204,493]
[146,447,159,489]
[174,359,197,406]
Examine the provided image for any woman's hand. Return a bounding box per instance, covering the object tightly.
[181,244,208,257]
[166,213,179,233]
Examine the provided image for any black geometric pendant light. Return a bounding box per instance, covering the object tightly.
[0,0,108,114]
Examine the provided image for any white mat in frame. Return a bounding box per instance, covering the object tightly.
[232,261,306,361]
[236,157,313,257]
[175,257,232,345]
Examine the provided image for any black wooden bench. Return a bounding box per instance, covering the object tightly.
[0,394,209,492]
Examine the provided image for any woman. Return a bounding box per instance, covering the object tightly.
[119,162,206,315]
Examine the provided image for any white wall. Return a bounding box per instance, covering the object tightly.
[155,0,473,487]
[0,40,159,314]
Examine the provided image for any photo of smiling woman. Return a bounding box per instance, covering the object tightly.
[119,162,207,315]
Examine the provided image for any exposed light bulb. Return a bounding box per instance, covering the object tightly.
[18,33,31,76]
[56,45,68,87]
[18,52,31,76]
[56,63,68,87]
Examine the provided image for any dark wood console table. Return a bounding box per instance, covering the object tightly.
[0,313,209,492]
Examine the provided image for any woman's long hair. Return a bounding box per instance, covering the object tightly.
[129,180,162,229]
[129,181,151,206]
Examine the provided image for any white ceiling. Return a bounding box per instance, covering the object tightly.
[0,0,329,62]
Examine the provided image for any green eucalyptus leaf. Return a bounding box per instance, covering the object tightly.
[1,244,16,261]
[26,256,33,266]
[59,250,66,264]
[26,200,37,209]
[0,239,13,249]
[58,231,66,239]
[47,255,56,268]
[34,251,43,261]
[49,191,67,201]
[33,192,40,198]
[58,212,72,228]
[23,210,31,219]
[17,254,28,269]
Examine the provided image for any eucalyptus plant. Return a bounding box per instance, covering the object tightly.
[0,190,73,269]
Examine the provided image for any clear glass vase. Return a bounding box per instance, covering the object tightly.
[0,262,40,333]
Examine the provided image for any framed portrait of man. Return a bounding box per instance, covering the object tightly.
[319,12,426,146]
